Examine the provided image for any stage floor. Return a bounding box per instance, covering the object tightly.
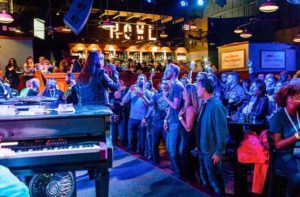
[76,147,209,197]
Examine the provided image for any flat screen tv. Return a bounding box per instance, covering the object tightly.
[33,18,45,40]
[260,50,285,69]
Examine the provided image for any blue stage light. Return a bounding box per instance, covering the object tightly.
[180,0,188,7]
[146,0,152,3]
[197,0,204,6]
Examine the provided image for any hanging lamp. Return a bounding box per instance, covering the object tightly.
[100,18,115,30]
[0,0,13,24]
[259,0,279,13]
[287,0,300,5]
[160,31,168,38]
[240,29,252,38]
[234,27,243,34]
[293,34,300,43]
[100,0,115,30]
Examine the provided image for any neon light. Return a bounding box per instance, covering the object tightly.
[148,25,156,41]
[124,24,132,40]
[136,24,144,40]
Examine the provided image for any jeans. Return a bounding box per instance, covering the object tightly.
[128,118,146,155]
[166,123,182,174]
[111,118,127,147]
[144,117,153,158]
[199,153,225,195]
[276,153,300,196]
[0,165,29,197]
[151,124,166,163]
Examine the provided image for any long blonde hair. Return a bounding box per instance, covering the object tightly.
[183,84,199,113]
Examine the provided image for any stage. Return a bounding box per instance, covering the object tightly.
[77,147,209,197]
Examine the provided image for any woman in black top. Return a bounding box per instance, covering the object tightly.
[5,58,20,90]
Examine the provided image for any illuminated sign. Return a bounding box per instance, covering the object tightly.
[221,50,245,70]
[109,22,157,41]
[261,51,285,69]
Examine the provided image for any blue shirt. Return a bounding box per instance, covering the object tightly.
[167,80,184,124]
[150,92,168,126]
[129,89,152,120]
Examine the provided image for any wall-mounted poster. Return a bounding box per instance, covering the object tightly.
[221,50,245,70]
[260,50,285,69]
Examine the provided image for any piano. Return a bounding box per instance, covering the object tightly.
[0,105,113,197]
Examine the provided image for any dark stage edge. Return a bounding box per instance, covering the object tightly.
[76,147,209,197]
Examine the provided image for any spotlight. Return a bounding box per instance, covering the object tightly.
[180,0,188,7]
[197,0,204,6]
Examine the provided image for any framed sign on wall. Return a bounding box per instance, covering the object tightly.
[220,50,245,70]
[260,50,285,69]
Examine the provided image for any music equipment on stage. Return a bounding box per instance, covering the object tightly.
[29,172,75,197]
[0,105,113,197]
[63,0,93,35]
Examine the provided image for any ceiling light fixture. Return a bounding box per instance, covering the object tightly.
[287,0,300,5]
[293,34,300,43]
[100,0,115,30]
[259,0,279,13]
[0,10,13,24]
[190,22,197,30]
[234,27,243,34]
[240,29,252,38]
[100,18,115,30]
[160,31,168,38]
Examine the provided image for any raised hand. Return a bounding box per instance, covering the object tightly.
[189,61,195,70]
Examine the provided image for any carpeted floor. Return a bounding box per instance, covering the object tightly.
[76,147,209,197]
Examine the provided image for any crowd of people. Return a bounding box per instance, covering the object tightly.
[0,51,300,196]
[106,56,300,196]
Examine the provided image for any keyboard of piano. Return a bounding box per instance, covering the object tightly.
[0,105,113,197]
[0,142,109,168]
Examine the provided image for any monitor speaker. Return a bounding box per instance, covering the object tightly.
[63,0,93,35]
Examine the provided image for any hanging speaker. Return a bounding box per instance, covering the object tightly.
[63,0,93,35]
[287,0,300,4]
